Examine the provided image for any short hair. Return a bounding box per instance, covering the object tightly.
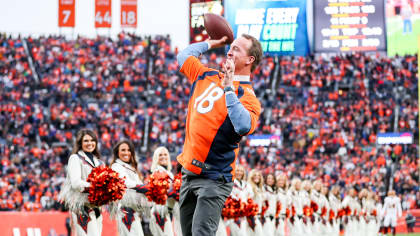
[242,34,263,73]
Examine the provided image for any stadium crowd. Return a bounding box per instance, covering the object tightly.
[0,33,418,212]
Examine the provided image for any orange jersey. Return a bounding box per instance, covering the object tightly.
[177,56,261,181]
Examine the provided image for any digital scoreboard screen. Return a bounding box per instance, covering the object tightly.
[314,0,386,53]
[190,0,224,43]
[225,0,309,56]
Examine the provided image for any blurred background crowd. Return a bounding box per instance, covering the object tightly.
[0,33,418,211]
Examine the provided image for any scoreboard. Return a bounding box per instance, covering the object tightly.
[314,0,386,53]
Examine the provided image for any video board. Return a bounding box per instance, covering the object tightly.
[314,0,386,53]
[225,0,309,55]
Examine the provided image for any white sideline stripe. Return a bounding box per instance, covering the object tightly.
[12,228,20,236]
[27,228,34,236]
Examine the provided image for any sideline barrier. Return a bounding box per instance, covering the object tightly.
[0,209,418,235]
[0,211,117,236]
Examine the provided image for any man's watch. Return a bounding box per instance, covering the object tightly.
[224,86,234,93]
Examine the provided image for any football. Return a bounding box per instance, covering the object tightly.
[203,13,234,44]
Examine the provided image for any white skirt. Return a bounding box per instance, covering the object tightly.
[216,218,228,236]
[261,216,275,236]
[288,216,305,236]
[366,218,378,236]
[243,216,263,236]
[149,205,174,236]
[172,202,182,236]
[71,210,102,236]
[226,218,246,236]
[116,209,144,236]
[275,217,287,236]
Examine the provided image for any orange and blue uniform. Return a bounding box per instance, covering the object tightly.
[177,51,261,182]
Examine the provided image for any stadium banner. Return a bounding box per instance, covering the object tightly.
[58,0,75,27]
[0,211,117,236]
[313,0,387,53]
[387,1,420,56]
[224,0,310,55]
[121,0,137,28]
[248,134,281,147]
[377,132,413,145]
[95,0,112,28]
[190,0,224,43]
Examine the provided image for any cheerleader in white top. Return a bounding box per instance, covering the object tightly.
[149,147,175,236]
[354,190,363,235]
[382,190,402,236]
[58,129,104,236]
[363,191,378,236]
[374,194,383,236]
[244,169,264,236]
[275,173,288,236]
[262,173,276,236]
[342,188,358,236]
[301,180,312,235]
[320,185,331,236]
[328,185,341,236]
[109,140,150,236]
[287,178,304,236]
[310,180,323,236]
[359,189,369,236]
[225,165,249,236]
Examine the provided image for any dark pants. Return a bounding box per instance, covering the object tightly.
[179,175,233,236]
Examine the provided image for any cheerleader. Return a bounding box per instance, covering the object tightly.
[287,178,304,236]
[359,189,369,236]
[382,190,402,236]
[355,190,363,235]
[364,191,378,236]
[320,185,331,236]
[375,194,384,236]
[170,165,183,236]
[310,180,323,236]
[225,165,249,236]
[244,169,264,236]
[342,188,358,236]
[262,173,276,236]
[301,180,312,235]
[275,173,288,236]
[149,146,175,236]
[328,185,341,236]
[58,129,104,236]
[110,140,148,236]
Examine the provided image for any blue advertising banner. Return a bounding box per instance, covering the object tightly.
[224,0,309,55]
[377,132,413,145]
[248,134,281,146]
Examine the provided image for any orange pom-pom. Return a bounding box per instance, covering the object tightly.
[321,206,327,217]
[145,171,171,205]
[87,166,126,206]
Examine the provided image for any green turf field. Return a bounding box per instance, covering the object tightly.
[387,16,420,56]
[395,234,420,236]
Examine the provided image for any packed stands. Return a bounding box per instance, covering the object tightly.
[0,33,418,211]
